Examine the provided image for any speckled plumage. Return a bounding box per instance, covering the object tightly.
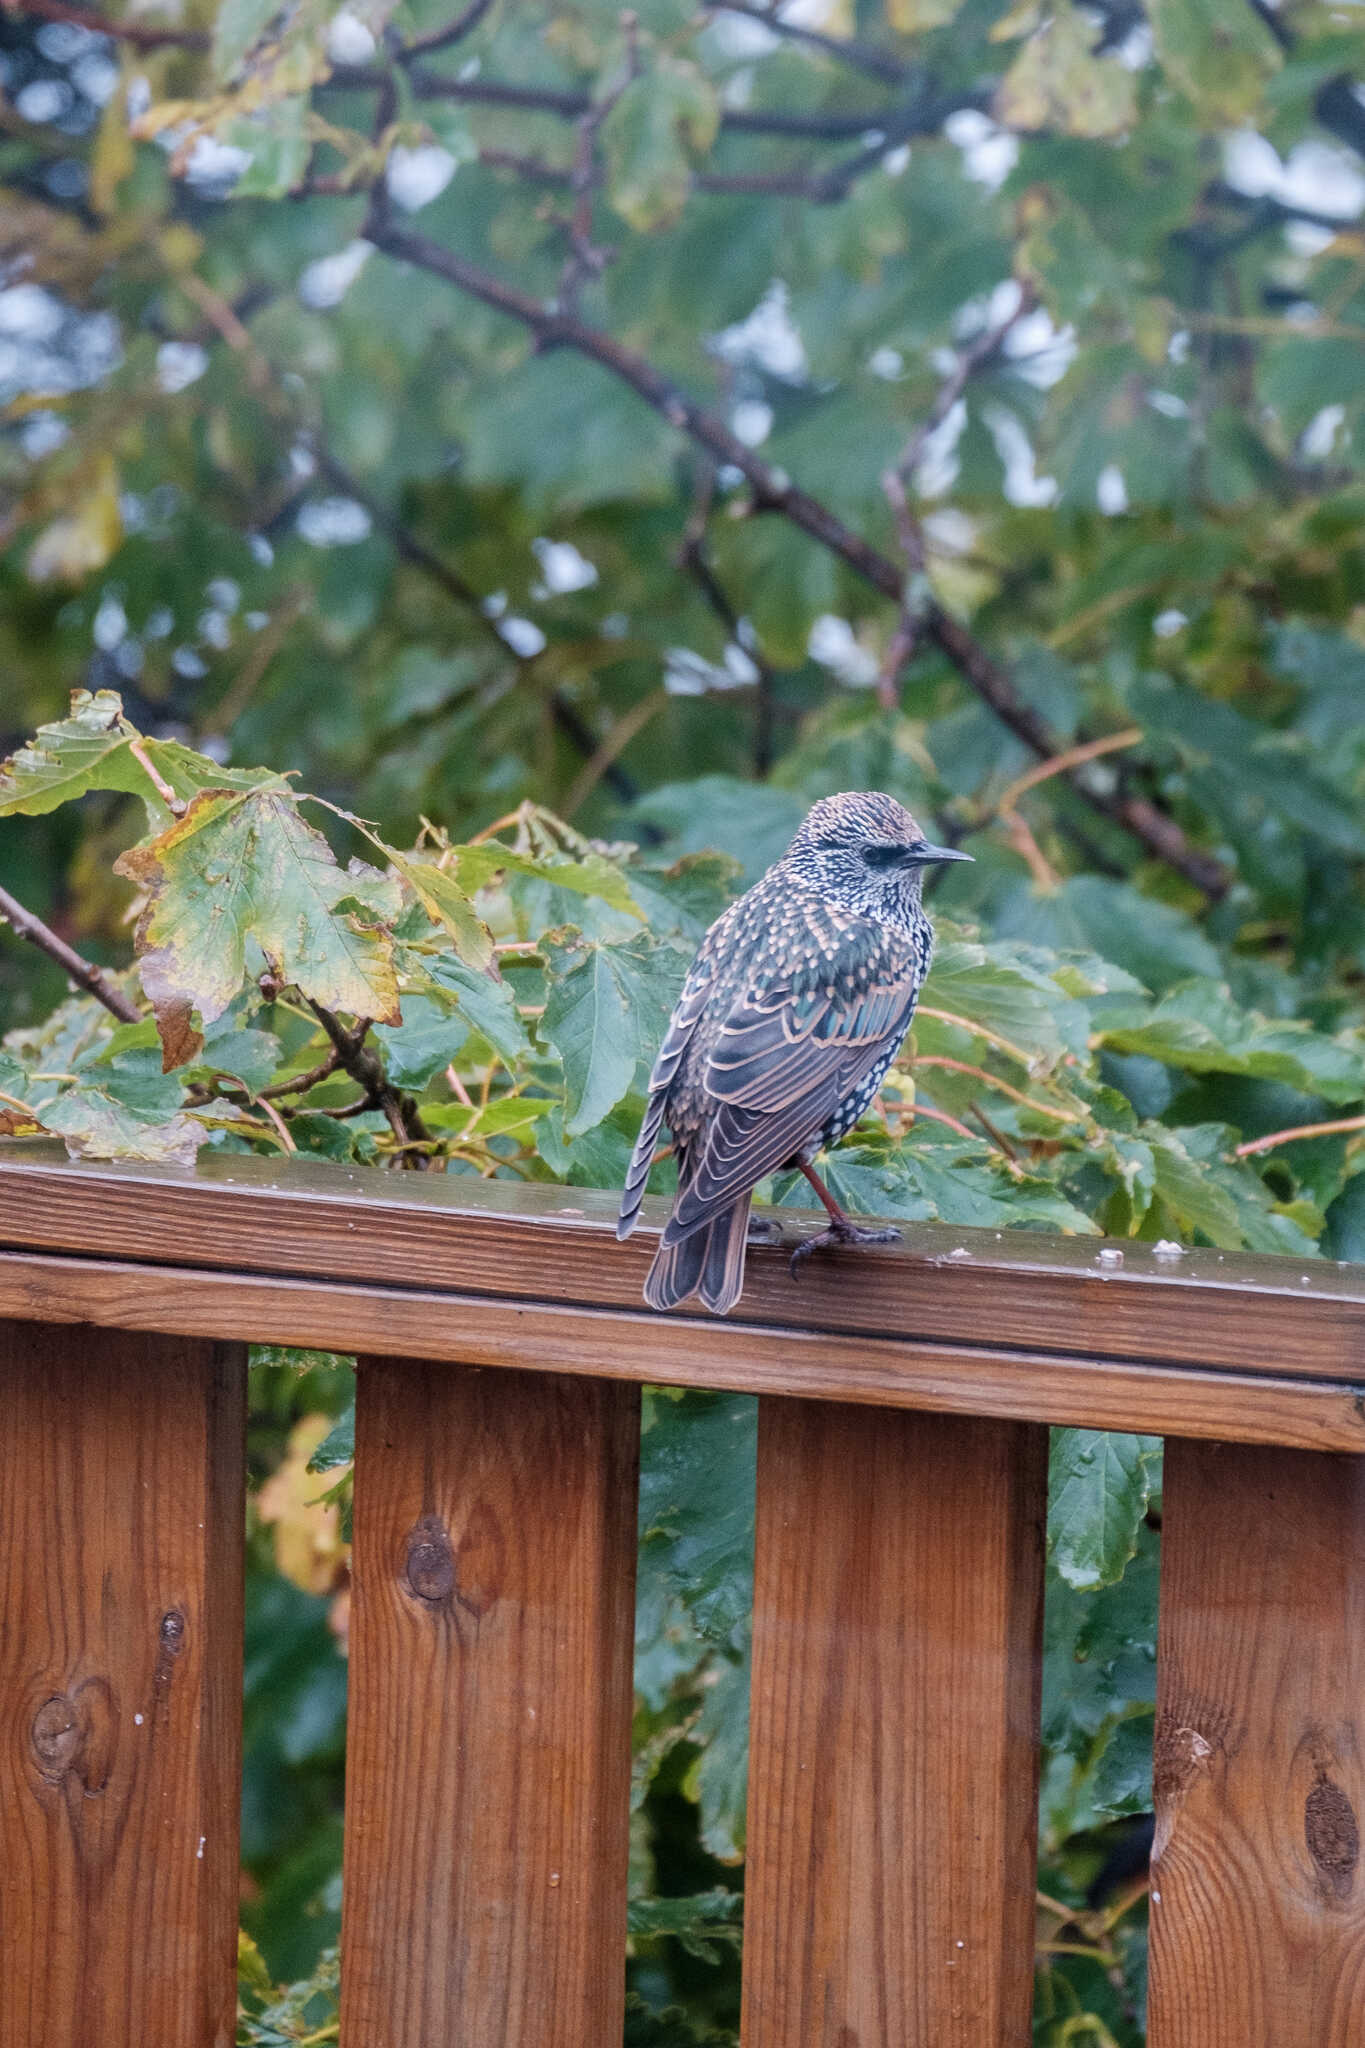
[617,791,970,1315]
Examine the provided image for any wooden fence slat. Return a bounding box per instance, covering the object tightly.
[340,1360,639,2048]
[742,1401,1047,2047]
[1150,1439,1365,2043]
[0,1320,245,2048]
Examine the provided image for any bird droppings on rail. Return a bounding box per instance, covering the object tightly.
[948,1246,971,1260]
[1098,1248,1124,1269]
[197,1835,206,1861]
[1154,1239,1184,1260]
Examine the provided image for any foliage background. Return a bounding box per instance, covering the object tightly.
[5,0,1365,2038]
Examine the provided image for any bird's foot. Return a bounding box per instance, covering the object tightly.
[789,1218,901,1276]
[747,1213,785,1245]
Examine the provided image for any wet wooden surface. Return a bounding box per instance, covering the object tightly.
[742,1402,1046,2047]
[340,1361,639,2048]
[0,1320,244,2048]
[2,1242,1364,1449]
[1150,1438,1365,2044]
[2,1147,1365,1382]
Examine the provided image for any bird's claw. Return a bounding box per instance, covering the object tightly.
[788,1219,901,1277]
[746,1213,785,1244]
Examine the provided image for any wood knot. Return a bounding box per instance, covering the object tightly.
[1306,1774,1359,1898]
[30,1678,117,1792]
[404,1516,455,1604]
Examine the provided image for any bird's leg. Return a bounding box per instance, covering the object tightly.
[789,1160,901,1276]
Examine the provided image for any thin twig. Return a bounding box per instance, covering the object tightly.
[912,1055,1081,1120]
[369,220,1228,898]
[914,1006,1039,1071]
[400,0,496,59]
[996,727,1146,816]
[557,13,639,319]
[708,1,910,83]
[1236,1115,1365,1157]
[0,881,140,1023]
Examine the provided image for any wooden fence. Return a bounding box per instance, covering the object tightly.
[3,1145,1365,2045]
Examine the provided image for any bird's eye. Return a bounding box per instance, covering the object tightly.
[862,843,905,870]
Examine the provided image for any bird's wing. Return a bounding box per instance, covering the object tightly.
[616,946,718,1237]
[662,914,922,1242]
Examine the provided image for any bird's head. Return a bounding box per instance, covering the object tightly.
[785,790,972,924]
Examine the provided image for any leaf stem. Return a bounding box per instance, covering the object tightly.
[1235,1115,1365,1157]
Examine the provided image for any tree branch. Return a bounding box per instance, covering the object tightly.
[369,220,1228,896]
[707,1,911,84]
[399,0,497,60]
[2,0,209,48]
[0,881,140,1023]
[306,1001,431,1155]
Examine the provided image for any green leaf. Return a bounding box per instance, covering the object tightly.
[920,938,1089,1067]
[602,58,720,233]
[197,1023,285,1097]
[1098,981,1365,1103]
[996,1,1137,138]
[693,1644,749,1863]
[1049,1430,1161,1589]
[40,1087,205,1166]
[212,0,281,82]
[307,1401,355,1473]
[452,842,642,921]
[639,1391,756,1646]
[115,789,402,1068]
[626,1889,743,1964]
[1091,1707,1155,1818]
[1148,0,1282,122]
[372,992,470,1089]
[229,97,312,199]
[540,931,684,1137]
[420,956,530,1067]
[1146,1124,1243,1247]
[0,689,138,817]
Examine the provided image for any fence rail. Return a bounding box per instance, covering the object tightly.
[2,1143,1365,2044]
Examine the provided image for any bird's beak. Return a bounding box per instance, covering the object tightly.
[911,842,973,865]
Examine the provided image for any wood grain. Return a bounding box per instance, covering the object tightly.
[1150,1439,1365,2044]
[340,1360,639,2048]
[3,1147,1365,1383]
[742,1402,1046,2047]
[3,1245,1365,1449]
[0,1320,245,2048]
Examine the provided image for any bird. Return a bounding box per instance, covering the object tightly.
[617,790,972,1315]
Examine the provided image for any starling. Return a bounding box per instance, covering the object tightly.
[617,790,971,1315]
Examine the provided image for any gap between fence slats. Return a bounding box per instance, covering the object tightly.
[742,1402,1046,2046]
[0,1321,244,2048]
[1150,1439,1365,2044]
[340,1360,639,2048]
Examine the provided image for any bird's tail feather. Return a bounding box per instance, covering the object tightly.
[617,1093,668,1240]
[643,1194,751,1315]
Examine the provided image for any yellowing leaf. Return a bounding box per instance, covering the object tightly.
[40,1089,206,1167]
[1147,0,1281,124]
[115,787,402,1068]
[602,58,720,232]
[378,848,497,974]
[996,0,1137,137]
[26,457,122,584]
[0,690,135,817]
[257,1414,350,1596]
[886,0,962,30]
[89,79,136,217]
